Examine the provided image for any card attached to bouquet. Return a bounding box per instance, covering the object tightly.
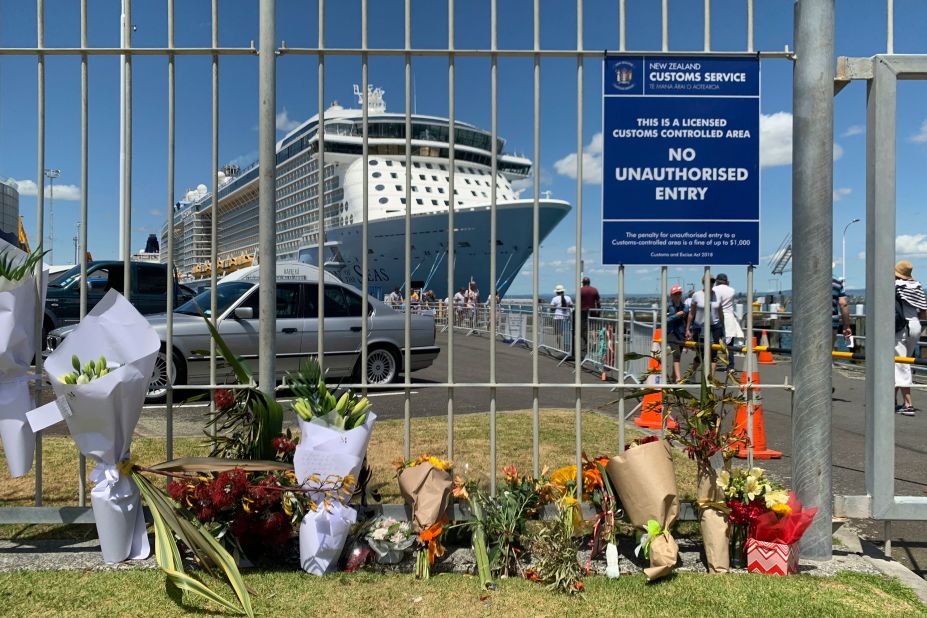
[746,538,799,576]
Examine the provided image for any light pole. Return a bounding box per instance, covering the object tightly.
[73,221,81,264]
[44,168,60,263]
[842,218,861,283]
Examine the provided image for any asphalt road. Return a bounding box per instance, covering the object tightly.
[137,330,927,577]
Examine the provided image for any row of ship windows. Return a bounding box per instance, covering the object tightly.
[369,159,492,176]
[371,183,505,200]
[378,197,455,208]
[371,171,500,190]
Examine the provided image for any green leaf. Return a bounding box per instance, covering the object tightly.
[162,569,244,615]
[201,316,252,385]
[133,472,251,615]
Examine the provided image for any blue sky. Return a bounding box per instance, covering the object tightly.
[1,0,926,295]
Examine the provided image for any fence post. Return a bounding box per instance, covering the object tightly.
[258,0,277,394]
[791,0,835,560]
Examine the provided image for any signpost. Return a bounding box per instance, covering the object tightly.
[601,55,760,265]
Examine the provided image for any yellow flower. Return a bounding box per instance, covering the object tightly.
[716,469,731,490]
[771,502,792,516]
[749,467,764,479]
[744,475,761,501]
[764,489,789,510]
[550,465,577,489]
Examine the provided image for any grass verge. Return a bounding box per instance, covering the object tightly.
[0,409,696,538]
[0,570,922,617]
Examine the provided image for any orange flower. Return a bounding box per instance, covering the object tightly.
[502,464,519,482]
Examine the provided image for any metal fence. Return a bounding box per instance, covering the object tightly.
[4,0,925,562]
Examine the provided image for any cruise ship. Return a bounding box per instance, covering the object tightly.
[162,86,571,300]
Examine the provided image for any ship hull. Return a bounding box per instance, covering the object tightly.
[298,199,570,299]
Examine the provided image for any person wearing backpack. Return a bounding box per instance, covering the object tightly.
[894,260,927,416]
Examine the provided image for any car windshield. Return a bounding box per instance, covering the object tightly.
[175,282,254,317]
[49,264,85,287]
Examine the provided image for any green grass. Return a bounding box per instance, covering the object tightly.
[0,409,697,539]
[0,570,922,617]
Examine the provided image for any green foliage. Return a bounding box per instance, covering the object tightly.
[529,502,584,595]
[201,316,282,461]
[133,470,253,616]
[288,357,370,430]
[0,247,46,283]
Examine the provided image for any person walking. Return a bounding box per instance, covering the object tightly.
[666,285,687,383]
[713,273,743,372]
[579,276,601,356]
[550,284,574,353]
[686,279,723,376]
[894,260,927,416]
[832,276,853,347]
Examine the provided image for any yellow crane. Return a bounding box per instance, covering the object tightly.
[17,216,30,253]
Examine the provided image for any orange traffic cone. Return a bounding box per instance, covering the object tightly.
[732,370,781,459]
[634,328,678,430]
[758,330,775,365]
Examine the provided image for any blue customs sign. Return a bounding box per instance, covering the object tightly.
[601,55,760,265]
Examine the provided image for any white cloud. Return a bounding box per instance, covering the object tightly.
[760,112,843,168]
[760,112,793,168]
[833,187,852,202]
[227,151,258,169]
[553,132,603,184]
[276,108,301,133]
[910,119,927,144]
[843,125,864,138]
[11,178,81,201]
[896,234,927,257]
[566,245,576,255]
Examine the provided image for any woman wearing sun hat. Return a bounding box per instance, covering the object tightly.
[894,260,927,416]
[550,284,573,353]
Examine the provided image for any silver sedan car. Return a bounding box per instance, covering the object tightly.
[46,263,441,402]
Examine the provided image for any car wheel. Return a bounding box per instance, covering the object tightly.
[364,347,399,385]
[146,347,184,403]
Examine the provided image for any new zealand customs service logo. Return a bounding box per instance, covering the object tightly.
[614,60,635,91]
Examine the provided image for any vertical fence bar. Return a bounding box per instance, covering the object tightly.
[447,0,456,461]
[34,0,46,508]
[404,0,413,459]
[361,0,372,419]
[317,0,326,376]
[619,0,626,52]
[792,0,835,560]
[660,266,667,435]
[574,0,583,502]
[531,0,540,478]
[258,0,277,395]
[703,267,711,382]
[165,0,176,461]
[122,0,132,296]
[865,56,898,521]
[489,0,498,496]
[886,0,894,55]
[617,266,625,451]
[747,0,754,53]
[704,0,711,52]
[746,265,754,466]
[77,0,89,506]
[209,0,219,439]
[661,0,669,53]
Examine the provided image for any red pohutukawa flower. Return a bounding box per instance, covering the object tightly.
[213,388,235,410]
[272,436,296,455]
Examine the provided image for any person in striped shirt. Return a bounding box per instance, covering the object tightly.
[894,260,927,416]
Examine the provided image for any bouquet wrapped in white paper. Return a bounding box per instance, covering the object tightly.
[0,239,47,477]
[27,290,159,563]
[293,410,376,575]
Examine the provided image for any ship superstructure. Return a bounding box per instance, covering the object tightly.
[162,86,570,298]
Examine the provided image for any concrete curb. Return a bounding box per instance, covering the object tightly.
[835,523,927,605]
